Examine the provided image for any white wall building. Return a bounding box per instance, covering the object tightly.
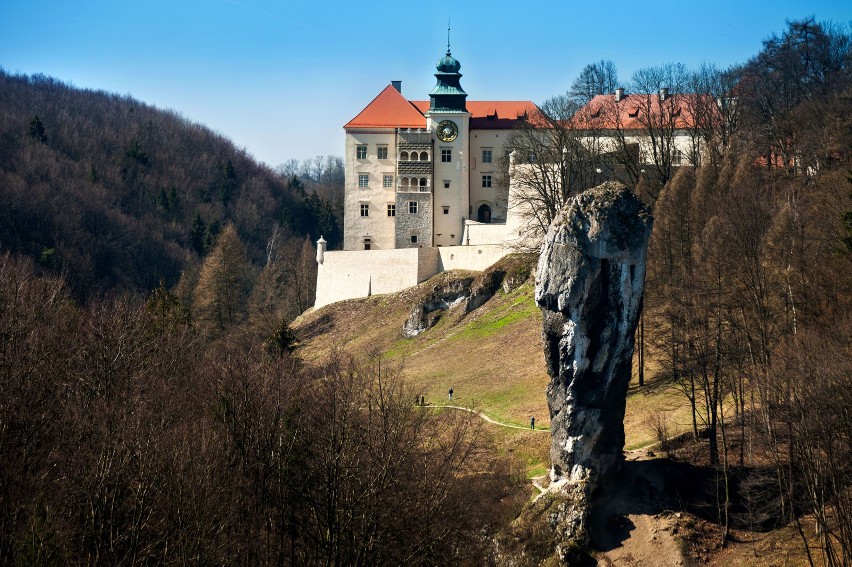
[316,46,538,308]
[342,47,536,252]
[317,49,708,308]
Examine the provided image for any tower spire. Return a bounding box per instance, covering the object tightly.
[428,28,467,113]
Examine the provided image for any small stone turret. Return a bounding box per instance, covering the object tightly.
[316,236,327,265]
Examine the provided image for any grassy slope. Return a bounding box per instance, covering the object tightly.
[293,268,827,566]
[293,266,694,476]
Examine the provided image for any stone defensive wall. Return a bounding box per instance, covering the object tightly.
[314,244,509,308]
[461,221,511,246]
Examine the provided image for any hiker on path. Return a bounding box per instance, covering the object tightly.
[448,388,453,401]
[530,416,535,430]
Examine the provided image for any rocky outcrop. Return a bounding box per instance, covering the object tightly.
[534,182,652,551]
[402,254,534,338]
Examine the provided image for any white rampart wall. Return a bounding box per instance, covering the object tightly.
[314,244,511,308]
[315,248,439,308]
[461,221,511,246]
[438,244,507,272]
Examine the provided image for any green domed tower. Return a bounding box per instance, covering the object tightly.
[426,36,471,248]
[428,48,468,113]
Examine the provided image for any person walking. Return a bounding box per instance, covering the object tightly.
[448,388,453,401]
[530,416,535,430]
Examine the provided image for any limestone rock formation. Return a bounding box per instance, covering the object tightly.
[402,254,534,338]
[534,182,652,548]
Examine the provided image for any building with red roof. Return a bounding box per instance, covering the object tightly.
[342,47,537,251]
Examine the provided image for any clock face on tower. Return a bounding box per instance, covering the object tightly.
[436,120,458,142]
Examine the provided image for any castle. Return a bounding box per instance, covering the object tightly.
[314,45,536,308]
[314,45,708,308]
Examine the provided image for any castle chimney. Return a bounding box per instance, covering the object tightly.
[391,80,402,93]
[659,87,669,101]
[614,87,625,102]
[316,235,327,264]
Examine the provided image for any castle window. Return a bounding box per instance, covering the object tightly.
[482,174,492,188]
[387,204,395,216]
[409,201,418,214]
[363,238,371,250]
[410,234,418,244]
[482,149,493,163]
[444,181,450,189]
[411,152,419,161]
[360,203,369,216]
[356,145,367,159]
[420,151,429,161]
[377,146,388,159]
[441,149,452,162]
[443,206,450,215]
[400,151,409,161]
[383,174,393,188]
[358,174,369,188]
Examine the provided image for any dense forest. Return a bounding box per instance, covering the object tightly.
[0,253,522,564]
[636,19,852,563]
[503,17,852,563]
[0,69,343,313]
[0,65,523,566]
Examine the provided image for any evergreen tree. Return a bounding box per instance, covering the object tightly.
[218,159,238,205]
[267,318,298,356]
[28,115,47,143]
[190,213,207,255]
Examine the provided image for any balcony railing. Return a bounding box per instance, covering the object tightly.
[397,183,431,193]
[398,130,431,145]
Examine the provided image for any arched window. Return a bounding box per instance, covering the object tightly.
[420,151,429,161]
[410,152,419,162]
[419,177,428,188]
[400,151,409,161]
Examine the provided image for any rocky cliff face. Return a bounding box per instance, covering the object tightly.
[534,182,652,550]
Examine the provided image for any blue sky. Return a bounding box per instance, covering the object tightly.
[1,1,848,167]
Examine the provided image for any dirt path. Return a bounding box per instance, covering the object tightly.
[589,449,685,566]
[425,403,548,432]
[430,406,683,564]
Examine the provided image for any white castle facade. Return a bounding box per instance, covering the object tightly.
[313,48,708,308]
[314,48,536,308]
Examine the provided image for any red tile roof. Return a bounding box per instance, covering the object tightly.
[573,93,716,130]
[344,85,537,130]
[410,100,538,129]
[344,84,427,129]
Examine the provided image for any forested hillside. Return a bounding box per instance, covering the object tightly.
[0,70,341,302]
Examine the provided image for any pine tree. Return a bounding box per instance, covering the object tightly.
[190,213,206,255]
[28,115,47,143]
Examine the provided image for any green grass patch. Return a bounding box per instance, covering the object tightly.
[526,463,549,479]
[444,287,538,343]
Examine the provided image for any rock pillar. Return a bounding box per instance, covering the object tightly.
[535,182,652,489]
